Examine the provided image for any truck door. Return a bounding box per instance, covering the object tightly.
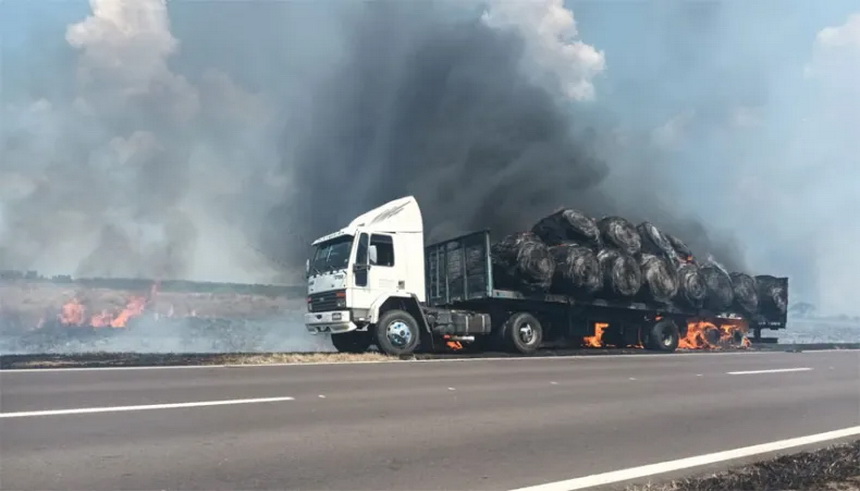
[368,234,398,292]
[352,233,400,310]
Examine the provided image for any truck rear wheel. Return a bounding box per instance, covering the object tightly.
[374,310,421,356]
[645,319,680,352]
[331,331,372,353]
[704,326,722,345]
[504,312,543,355]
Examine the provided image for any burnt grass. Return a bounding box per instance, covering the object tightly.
[630,439,860,491]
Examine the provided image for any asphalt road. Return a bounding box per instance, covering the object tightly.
[1,351,858,490]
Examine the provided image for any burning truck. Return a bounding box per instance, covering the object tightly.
[304,196,788,355]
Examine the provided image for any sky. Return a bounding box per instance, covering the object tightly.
[1,0,858,315]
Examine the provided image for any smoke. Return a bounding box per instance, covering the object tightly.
[263,0,751,272]
[1,0,285,282]
[2,0,859,316]
[479,0,606,101]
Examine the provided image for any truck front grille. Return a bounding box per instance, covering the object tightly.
[308,290,346,312]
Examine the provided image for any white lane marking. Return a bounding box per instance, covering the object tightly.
[0,396,295,419]
[628,377,637,381]
[509,425,860,491]
[448,387,456,391]
[727,368,812,375]
[5,349,847,373]
[550,381,559,385]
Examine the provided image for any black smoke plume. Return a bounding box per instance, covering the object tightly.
[263,2,744,272]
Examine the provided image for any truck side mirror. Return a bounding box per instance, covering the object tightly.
[368,245,378,265]
[305,259,310,278]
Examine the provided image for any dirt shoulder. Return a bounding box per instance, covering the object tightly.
[0,351,399,369]
[629,439,860,491]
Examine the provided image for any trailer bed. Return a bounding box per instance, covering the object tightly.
[425,230,787,330]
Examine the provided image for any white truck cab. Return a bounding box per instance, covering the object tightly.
[304,196,428,354]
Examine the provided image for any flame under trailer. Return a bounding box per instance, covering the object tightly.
[304,196,788,355]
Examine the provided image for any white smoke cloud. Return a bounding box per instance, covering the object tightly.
[1,0,284,283]
[803,13,860,315]
[806,13,860,120]
[66,0,199,122]
[809,13,860,67]
[651,109,696,149]
[481,0,606,101]
[718,11,860,315]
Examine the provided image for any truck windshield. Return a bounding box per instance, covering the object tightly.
[310,235,354,274]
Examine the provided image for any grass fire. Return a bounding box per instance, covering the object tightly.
[53,284,157,329]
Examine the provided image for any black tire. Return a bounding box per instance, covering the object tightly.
[331,331,372,353]
[503,312,543,354]
[374,309,421,356]
[704,326,722,345]
[730,329,745,345]
[645,319,680,352]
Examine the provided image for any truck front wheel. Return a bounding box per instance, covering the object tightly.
[374,310,421,356]
[331,331,372,353]
[504,312,543,355]
[645,319,680,352]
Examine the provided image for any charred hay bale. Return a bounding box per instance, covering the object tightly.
[637,222,677,260]
[676,263,707,308]
[666,233,695,263]
[639,253,679,304]
[700,266,734,311]
[531,209,601,248]
[597,249,642,298]
[491,232,555,292]
[755,274,788,316]
[597,217,641,256]
[548,243,601,295]
[730,272,759,314]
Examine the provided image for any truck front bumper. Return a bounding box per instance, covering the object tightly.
[304,310,357,334]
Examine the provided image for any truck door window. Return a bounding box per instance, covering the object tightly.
[356,233,369,265]
[355,233,369,287]
[370,234,394,267]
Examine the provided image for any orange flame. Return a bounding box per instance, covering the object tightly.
[58,298,86,325]
[109,295,147,328]
[443,335,464,351]
[680,319,749,350]
[56,283,158,328]
[583,322,609,348]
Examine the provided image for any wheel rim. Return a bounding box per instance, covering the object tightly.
[386,320,413,348]
[519,323,535,345]
[661,330,674,347]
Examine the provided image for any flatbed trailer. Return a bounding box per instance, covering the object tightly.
[304,196,788,356]
[423,230,787,353]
